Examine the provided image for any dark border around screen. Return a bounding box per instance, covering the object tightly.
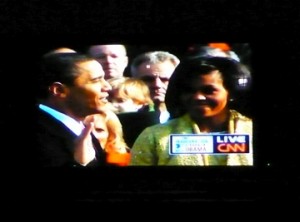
[2,0,299,206]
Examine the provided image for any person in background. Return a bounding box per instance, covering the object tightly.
[84,110,131,166]
[129,56,253,166]
[106,76,156,148]
[130,51,180,123]
[33,51,112,167]
[107,77,154,114]
[208,42,240,62]
[86,44,128,80]
[50,47,77,53]
[186,42,241,62]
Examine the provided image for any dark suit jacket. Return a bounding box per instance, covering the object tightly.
[117,111,160,148]
[30,106,107,168]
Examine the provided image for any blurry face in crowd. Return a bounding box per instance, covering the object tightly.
[134,61,175,104]
[88,45,128,80]
[64,60,112,118]
[110,96,143,113]
[181,70,229,120]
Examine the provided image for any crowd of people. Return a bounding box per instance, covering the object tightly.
[26,43,253,167]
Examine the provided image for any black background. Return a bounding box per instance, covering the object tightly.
[1,0,300,209]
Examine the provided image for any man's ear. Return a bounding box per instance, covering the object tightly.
[48,82,68,97]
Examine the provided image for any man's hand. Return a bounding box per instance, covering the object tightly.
[74,122,96,166]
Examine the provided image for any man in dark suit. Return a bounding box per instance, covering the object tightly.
[31,51,112,167]
[130,51,180,124]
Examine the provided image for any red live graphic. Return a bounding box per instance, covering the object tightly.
[214,135,249,153]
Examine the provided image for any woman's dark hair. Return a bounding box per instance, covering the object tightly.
[165,56,251,119]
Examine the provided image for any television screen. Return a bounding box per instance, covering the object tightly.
[4,0,298,205]
[6,38,296,205]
